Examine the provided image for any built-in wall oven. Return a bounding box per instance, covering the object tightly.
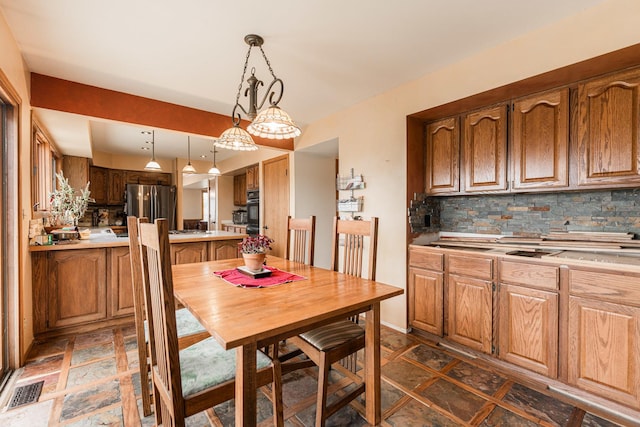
[246,190,259,236]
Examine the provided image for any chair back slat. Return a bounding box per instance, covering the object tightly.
[139,219,185,424]
[331,217,378,281]
[285,216,316,265]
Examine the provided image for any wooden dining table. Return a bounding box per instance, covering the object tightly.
[171,256,403,426]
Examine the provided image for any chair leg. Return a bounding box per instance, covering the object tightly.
[138,349,152,416]
[315,352,330,427]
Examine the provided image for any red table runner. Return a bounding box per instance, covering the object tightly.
[214,266,306,288]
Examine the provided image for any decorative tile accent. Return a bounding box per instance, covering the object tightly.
[60,379,121,421]
[67,358,117,388]
[418,379,487,422]
[18,354,64,379]
[403,344,454,371]
[503,383,575,426]
[479,405,539,427]
[64,406,123,426]
[418,189,640,236]
[71,343,114,365]
[445,361,506,396]
[382,359,434,391]
[74,329,115,349]
[386,398,462,426]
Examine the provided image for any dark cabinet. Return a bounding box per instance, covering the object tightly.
[89,166,108,205]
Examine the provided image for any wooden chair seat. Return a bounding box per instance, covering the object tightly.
[298,320,364,351]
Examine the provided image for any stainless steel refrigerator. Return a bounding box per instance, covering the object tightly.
[125,184,177,230]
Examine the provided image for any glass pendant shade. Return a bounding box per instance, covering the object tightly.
[215,125,258,151]
[247,106,301,140]
[182,163,196,174]
[208,165,221,176]
[145,159,161,171]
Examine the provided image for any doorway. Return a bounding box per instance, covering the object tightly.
[0,71,20,388]
[262,155,289,257]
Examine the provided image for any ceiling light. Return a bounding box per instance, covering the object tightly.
[215,34,301,151]
[144,130,161,171]
[182,136,197,174]
[208,147,220,176]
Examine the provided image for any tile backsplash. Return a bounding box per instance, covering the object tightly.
[410,189,640,237]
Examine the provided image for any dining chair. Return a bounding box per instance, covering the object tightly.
[289,216,378,427]
[127,216,210,416]
[285,215,316,265]
[137,218,284,427]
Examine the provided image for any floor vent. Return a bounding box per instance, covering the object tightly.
[7,381,44,409]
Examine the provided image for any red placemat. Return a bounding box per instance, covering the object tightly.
[214,266,306,288]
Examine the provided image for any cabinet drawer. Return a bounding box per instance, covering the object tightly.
[569,269,640,305]
[499,260,558,290]
[409,248,443,271]
[448,254,493,280]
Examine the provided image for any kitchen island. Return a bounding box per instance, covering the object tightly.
[30,228,247,338]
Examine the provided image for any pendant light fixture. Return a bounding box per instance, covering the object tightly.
[215,34,301,151]
[182,136,197,174]
[208,148,221,176]
[144,130,161,171]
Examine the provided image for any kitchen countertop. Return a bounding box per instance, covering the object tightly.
[412,231,640,270]
[30,227,247,252]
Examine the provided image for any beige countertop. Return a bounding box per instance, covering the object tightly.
[30,228,247,252]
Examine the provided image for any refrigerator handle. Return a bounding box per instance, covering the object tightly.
[151,186,156,222]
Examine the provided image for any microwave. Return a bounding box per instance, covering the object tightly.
[232,209,247,224]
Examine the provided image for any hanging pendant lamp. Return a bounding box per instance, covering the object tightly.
[215,34,301,151]
[208,147,221,176]
[182,136,197,174]
[144,130,161,171]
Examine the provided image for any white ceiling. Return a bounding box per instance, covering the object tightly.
[0,0,606,161]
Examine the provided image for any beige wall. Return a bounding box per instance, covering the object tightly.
[0,10,35,362]
[294,0,640,331]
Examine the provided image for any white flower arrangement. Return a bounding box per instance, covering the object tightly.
[49,172,94,226]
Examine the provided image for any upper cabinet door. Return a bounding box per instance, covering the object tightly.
[425,117,459,194]
[463,105,508,192]
[577,68,640,187]
[512,89,569,191]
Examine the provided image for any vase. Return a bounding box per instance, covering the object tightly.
[243,252,266,272]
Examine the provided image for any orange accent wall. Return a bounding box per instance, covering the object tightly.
[30,73,293,151]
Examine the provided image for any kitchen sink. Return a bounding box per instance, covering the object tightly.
[506,250,554,258]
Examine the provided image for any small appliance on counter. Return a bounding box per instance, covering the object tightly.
[232,209,248,224]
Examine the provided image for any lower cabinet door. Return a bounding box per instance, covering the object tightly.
[498,284,558,377]
[568,296,640,409]
[108,247,134,317]
[447,274,493,353]
[171,242,208,265]
[48,249,107,328]
[208,240,241,261]
[409,267,444,336]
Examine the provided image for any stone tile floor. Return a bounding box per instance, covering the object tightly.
[0,324,628,426]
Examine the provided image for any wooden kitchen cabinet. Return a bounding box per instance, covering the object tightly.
[425,117,460,195]
[568,268,640,409]
[462,104,508,193]
[408,246,444,335]
[577,67,640,188]
[208,240,241,260]
[446,253,494,353]
[246,164,259,191]
[171,242,208,265]
[126,170,171,186]
[89,166,108,205]
[511,89,569,191]
[108,246,134,318]
[108,169,126,205]
[62,156,90,191]
[233,173,247,205]
[47,249,107,330]
[498,260,559,377]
